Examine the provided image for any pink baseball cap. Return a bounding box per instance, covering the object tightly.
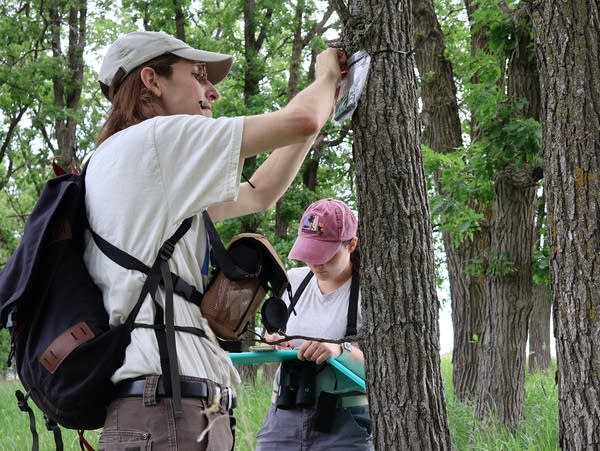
[288,198,358,265]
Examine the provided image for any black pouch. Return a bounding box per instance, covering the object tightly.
[313,391,338,433]
[276,360,317,409]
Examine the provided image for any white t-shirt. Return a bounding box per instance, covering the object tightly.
[83,114,244,387]
[285,267,362,339]
[281,266,363,394]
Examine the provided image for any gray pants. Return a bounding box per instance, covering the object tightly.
[98,392,234,450]
[255,404,374,450]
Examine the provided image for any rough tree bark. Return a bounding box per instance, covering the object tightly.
[508,9,551,378]
[334,0,451,448]
[474,8,542,428]
[475,164,538,428]
[412,0,485,403]
[529,1,600,448]
[528,283,551,372]
[529,190,552,373]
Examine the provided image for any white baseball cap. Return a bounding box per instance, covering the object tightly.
[99,31,234,101]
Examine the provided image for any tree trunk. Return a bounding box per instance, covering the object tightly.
[473,5,542,428]
[49,0,87,168]
[275,0,306,240]
[238,0,274,381]
[412,0,485,402]
[529,191,551,373]
[507,9,549,376]
[275,1,335,240]
[475,165,537,428]
[528,283,551,372]
[451,221,488,401]
[338,0,451,448]
[529,1,600,448]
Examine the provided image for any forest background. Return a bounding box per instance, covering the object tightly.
[0,0,598,449]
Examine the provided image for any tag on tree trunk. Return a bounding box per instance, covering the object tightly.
[332,50,371,125]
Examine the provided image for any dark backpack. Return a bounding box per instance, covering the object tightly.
[0,165,203,450]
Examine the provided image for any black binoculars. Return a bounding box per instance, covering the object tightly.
[275,360,317,409]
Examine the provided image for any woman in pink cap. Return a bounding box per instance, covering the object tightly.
[256,198,373,450]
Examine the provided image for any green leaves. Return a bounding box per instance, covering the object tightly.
[424,146,487,246]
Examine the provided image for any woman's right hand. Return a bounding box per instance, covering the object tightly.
[315,48,347,86]
[264,332,292,349]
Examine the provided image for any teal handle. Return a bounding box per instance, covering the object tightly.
[228,349,298,365]
[228,350,366,391]
[326,357,366,391]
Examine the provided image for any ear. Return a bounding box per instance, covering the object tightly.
[140,67,162,97]
[348,236,358,252]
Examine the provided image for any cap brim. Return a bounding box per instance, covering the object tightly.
[288,236,340,265]
[171,47,234,84]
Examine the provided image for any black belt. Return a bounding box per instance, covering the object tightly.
[115,377,237,410]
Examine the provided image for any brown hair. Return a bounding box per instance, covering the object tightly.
[342,239,361,277]
[96,53,182,145]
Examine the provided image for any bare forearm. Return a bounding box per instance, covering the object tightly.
[239,49,341,159]
[248,133,318,202]
[208,133,317,221]
[210,48,344,221]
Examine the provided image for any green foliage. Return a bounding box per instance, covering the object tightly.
[0,0,346,264]
[465,256,487,278]
[532,247,550,286]
[426,0,544,265]
[0,380,99,450]
[0,330,10,377]
[423,146,488,246]
[235,375,273,450]
[467,99,542,176]
[487,251,517,277]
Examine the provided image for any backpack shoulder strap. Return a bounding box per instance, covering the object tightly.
[345,273,359,337]
[287,270,314,317]
[90,219,202,307]
[138,217,201,419]
[202,211,261,281]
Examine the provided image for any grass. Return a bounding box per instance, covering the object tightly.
[0,381,100,450]
[441,356,559,450]
[0,356,558,450]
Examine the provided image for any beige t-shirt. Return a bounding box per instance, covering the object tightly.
[84,114,244,387]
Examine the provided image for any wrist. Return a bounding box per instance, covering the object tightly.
[336,341,352,359]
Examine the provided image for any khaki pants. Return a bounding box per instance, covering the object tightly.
[98,395,234,451]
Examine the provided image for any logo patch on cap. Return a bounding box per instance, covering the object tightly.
[301,214,323,234]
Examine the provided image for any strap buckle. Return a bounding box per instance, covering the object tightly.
[15,389,29,411]
[159,241,175,260]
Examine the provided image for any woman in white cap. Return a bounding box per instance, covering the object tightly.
[256,198,373,450]
[85,31,345,450]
